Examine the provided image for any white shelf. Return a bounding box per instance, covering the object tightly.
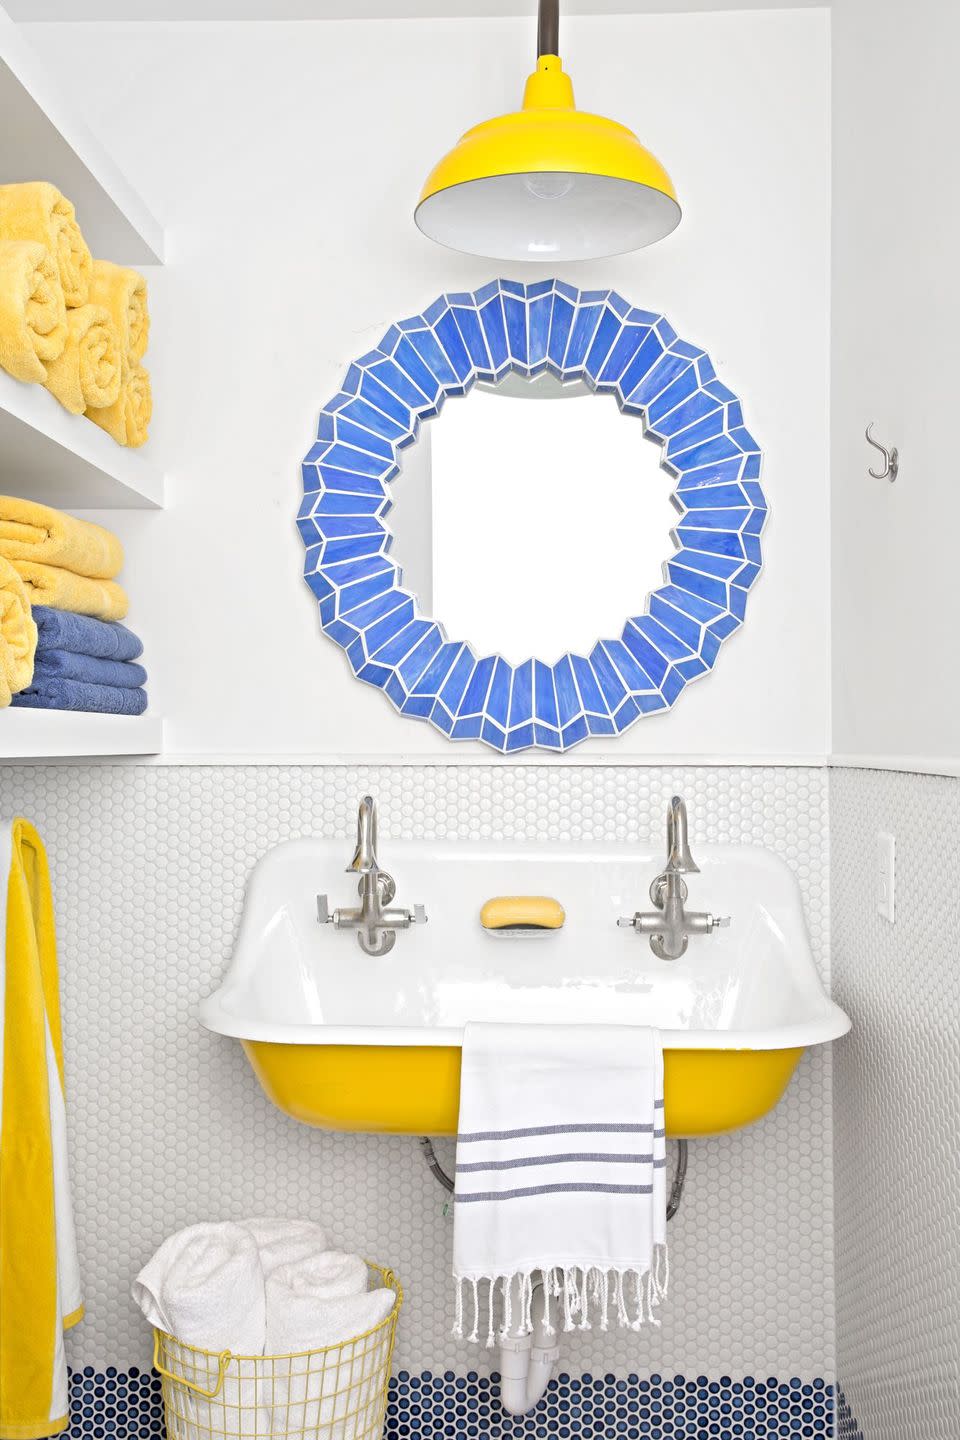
[0,710,163,759]
[0,9,165,760]
[0,369,165,508]
[0,6,164,263]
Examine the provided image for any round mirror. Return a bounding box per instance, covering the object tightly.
[392,375,676,666]
[300,280,765,753]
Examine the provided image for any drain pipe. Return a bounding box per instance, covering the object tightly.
[419,1136,689,1417]
[499,1278,559,1416]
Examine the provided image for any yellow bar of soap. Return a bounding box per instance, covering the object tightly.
[480,895,566,930]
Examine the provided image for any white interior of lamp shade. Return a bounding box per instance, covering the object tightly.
[415,172,681,261]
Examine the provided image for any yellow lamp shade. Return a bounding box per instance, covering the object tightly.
[415,56,680,263]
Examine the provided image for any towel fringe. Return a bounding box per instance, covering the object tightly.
[453,1276,463,1337]
[454,1254,668,1341]
[468,1277,480,1343]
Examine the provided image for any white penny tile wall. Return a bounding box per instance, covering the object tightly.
[0,764,833,1380]
[831,768,960,1440]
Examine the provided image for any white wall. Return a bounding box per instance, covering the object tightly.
[831,0,960,768]
[831,768,960,1440]
[0,760,834,1383]
[831,7,960,1435]
[32,10,831,760]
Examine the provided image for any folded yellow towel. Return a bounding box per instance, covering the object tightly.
[86,361,151,448]
[87,258,149,364]
[0,496,123,579]
[0,818,84,1440]
[0,240,66,385]
[0,182,92,309]
[42,303,121,416]
[0,557,36,707]
[12,560,128,622]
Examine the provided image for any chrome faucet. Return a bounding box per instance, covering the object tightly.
[317,795,427,956]
[618,795,730,960]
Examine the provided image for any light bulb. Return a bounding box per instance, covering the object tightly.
[523,173,576,201]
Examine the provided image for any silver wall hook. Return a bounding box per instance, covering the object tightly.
[865,422,899,482]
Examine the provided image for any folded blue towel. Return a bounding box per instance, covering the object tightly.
[12,676,147,716]
[31,606,143,662]
[34,649,147,690]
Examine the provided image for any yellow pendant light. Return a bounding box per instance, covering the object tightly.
[415,0,680,263]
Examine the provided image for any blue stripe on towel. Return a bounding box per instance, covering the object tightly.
[457,1122,658,1141]
[456,1152,656,1172]
[34,651,147,690]
[31,607,143,662]
[12,677,147,716]
[455,1181,657,1203]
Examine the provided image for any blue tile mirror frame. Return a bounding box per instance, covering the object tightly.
[298,279,766,754]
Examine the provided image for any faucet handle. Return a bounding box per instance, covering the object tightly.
[317,894,332,924]
[711,915,731,929]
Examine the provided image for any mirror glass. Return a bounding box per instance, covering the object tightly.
[389,374,677,665]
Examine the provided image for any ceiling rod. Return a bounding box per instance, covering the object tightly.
[537,0,559,58]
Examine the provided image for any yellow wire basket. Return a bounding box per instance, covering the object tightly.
[153,1264,402,1440]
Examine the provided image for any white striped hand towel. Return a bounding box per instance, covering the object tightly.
[452,1022,667,1345]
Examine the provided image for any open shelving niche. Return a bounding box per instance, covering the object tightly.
[0,5,165,758]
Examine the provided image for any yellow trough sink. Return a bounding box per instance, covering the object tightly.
[200,838,848,1140]
[242,1039,805,1138]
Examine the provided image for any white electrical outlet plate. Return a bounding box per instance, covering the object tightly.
[877,831,896,922]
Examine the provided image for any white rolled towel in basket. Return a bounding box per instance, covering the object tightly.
[132,1221,268,1353]
[135,1223,396,1440]
[242,1217,331,1280]
[266,1256,395,1440]
[134,1219,330,1439]
[134,1222,273,1440]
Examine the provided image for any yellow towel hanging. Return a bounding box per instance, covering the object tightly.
[0,818,83,1440]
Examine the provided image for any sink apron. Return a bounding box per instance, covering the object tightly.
[241,1040,805,1138]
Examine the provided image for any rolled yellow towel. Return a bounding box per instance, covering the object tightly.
[0,240,66,384]
[86,361,151,447]
[42,303,122,415]
[12,560,127,622]
[87,258,149,363]
[0,181,92,308]
[0,496,123,579]
[0,557,37,707]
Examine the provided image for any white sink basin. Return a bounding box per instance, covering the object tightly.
[200,839,849,1137]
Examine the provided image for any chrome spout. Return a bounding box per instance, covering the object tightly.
[347,794,379,875]
[665,795,699,875]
